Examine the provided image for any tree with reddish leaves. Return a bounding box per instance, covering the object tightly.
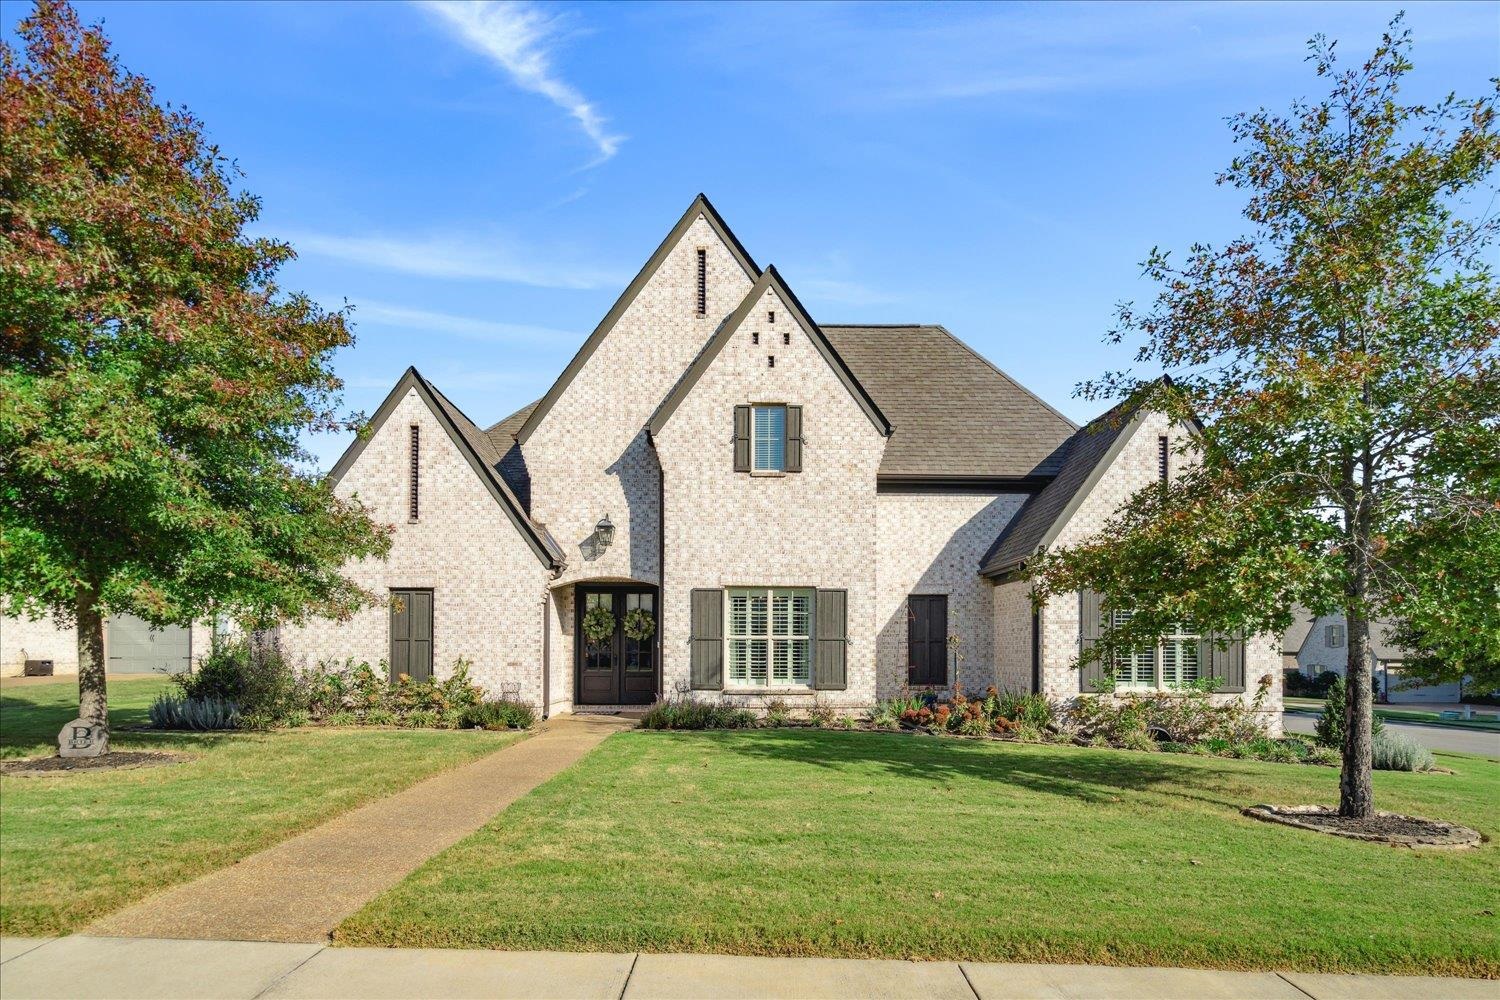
[1030,20,1499,818]
[1,2,390,750]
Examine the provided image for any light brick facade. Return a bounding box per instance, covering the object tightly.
[280,197,1281,729]
[654,284,886,709]
[875,492,1027,698]
[278,388,552,705]
[1028,410,1282,733]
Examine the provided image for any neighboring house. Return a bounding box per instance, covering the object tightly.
[0,612,203,677]
[275,195,1282,727]
[1284,610,1465,704]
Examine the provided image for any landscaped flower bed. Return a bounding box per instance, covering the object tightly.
[148,639,535,733]
[642,684,1351,768]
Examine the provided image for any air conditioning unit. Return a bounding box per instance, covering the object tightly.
[24,659,55,676]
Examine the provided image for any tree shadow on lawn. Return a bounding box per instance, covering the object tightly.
[0,692,225,758]
[705,727,1313,814]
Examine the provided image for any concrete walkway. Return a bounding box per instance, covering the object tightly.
[86,714,634,943]
[2,937,1493,1000]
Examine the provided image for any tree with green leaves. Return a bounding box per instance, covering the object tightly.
[1,1,390,750]
[1030,20,1499,818]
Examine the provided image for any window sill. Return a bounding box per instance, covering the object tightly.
[723,687,815,695]
[749,470,787,478]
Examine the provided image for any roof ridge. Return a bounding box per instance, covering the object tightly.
[928,325,1079,432]
[819,323,944,330]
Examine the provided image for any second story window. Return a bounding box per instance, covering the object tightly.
[752,404,786,472]
[1326,623,1345,648]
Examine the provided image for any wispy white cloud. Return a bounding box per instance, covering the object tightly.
[419,1,624,164]
[343,299,580,345]
[288,229,627,290]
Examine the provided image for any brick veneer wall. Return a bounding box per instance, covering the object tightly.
[992,578,1034,694]
[654,284,886,709]
[521,214,755,710]
[1032,410,1282,733]
[874,492,1027,699]
[278,389,551,706]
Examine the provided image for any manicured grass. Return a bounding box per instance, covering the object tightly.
[1284,697,1500,731]
[0,676,521,935]
[338,729,1500,977]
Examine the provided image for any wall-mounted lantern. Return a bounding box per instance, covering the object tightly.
[595,514,615,550]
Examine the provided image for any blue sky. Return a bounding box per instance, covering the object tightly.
[16,1,1499,468]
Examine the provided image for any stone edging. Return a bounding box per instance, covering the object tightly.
[1242,803,1482,848]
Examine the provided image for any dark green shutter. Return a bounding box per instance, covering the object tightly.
[814,589,847,690]
[785,405,803,473]
[389,589,433,682]
[1078,589,1107,692]
[1201,631,1246,693]
[690,589,723,689]
[733,406,751,472]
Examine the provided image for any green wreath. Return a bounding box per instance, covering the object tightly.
[582,605,616,646]
[623,607,656,642]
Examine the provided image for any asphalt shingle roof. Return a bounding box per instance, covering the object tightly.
[821,325,1076,479]
[485,401,539,512]
[426,386,561,562]
[979,400,1137,576]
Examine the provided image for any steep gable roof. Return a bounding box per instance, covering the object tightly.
[823,325,1076,481]
[485,400,538,512]
[979,398,1143,578]
[646,266,891,438]
[515,194,760,445]
[328,369,562,569]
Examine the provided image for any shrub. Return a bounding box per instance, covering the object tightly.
[403,709,439,729]
[177,637,301,727]
[808,698,837,728]
[1119,729,1157,752]
[763,697,791,727]
[1372,728,1435,772]
[460,699,536,731]
[957,715,990,738]
[639,698,756,730]
[867,703,901,730]
[837,715,857,730]
[365,708,397,726]
[149,693,240,731]
[1011,721,1044,743]
[325,710,357,727]
[997,691,1055,728]
[1314,675,1384,748]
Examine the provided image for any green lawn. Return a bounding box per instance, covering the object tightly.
[1284,697,1500,731]
[338,728,1500,977]
[0,676,521,935]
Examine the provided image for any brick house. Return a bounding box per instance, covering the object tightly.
[278,195,1281,727]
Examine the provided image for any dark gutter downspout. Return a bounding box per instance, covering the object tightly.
[656,443,667,704]
[541,586,550,719]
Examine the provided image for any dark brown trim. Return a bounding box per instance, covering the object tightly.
[979,408,1150,580]
[516,194,760,446]
[326,368,561,570]
[878,475,1052,494]
[541,590,550,720]
[646,266,891,438]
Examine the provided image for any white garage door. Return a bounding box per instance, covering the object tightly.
[107,615,190,674]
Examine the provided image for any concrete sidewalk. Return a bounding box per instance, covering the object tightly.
[1,937,1493,1000]
[86,713,634,943]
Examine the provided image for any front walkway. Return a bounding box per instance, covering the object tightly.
[1,936,1493,999]
[85,713,634,943]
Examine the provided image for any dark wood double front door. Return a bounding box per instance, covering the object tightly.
[576,586,658,705]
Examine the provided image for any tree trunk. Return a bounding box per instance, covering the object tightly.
[1339,608,1376,818]
[75,581,109,735]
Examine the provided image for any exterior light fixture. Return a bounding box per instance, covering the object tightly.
[596,514,615,548]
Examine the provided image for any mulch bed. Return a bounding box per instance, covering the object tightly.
[1243,803,1482,848]
[0,750,192,776]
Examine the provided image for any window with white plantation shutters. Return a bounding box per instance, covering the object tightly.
[727,588,812,687]
[752,405,786,472]
[1111,609,1200,690]
[1160,621,1200,686]
[1111,609,1155,689]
